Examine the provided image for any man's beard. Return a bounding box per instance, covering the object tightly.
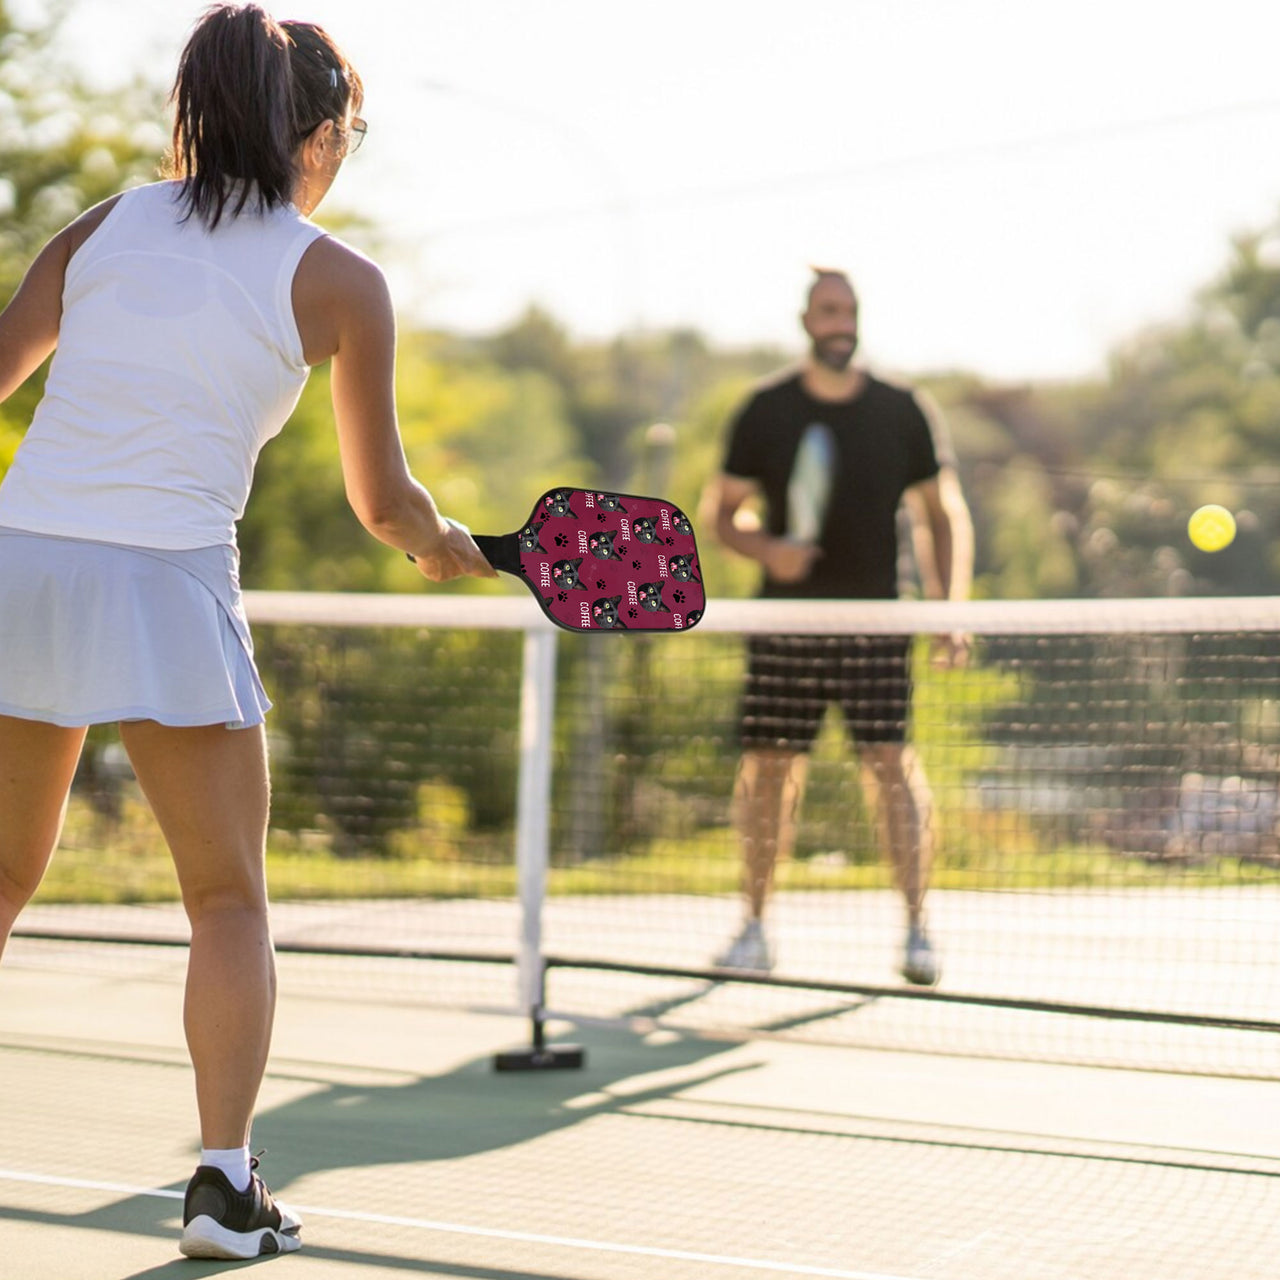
[812,334,857,371]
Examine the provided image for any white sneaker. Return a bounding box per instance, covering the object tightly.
[901,925,940,986]
[714,919,774,972]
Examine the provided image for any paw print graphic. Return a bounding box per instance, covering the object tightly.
[672,590,686,604]
[555,533,569,547]
[628,608,639,619]
[632,559,643,570]
[596,579,607,590]
[597,513,608,522]
[666,536,675,546]
[558,592,569,602]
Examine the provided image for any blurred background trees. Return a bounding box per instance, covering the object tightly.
[239,215,1280,603]
[0,0,163,469]
[2,0,1280,860]
[3,0,1278,605]
[940,222,1280,600]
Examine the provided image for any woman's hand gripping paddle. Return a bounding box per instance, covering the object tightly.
[415,487,706,633]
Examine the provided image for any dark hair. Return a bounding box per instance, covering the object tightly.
[805,267,857,311]
[167,4,364,227]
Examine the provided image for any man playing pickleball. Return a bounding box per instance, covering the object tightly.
[701,268,973,985]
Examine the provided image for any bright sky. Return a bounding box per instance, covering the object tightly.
[50,0,1280,381]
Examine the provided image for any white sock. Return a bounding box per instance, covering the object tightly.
[201,1146,252,1192]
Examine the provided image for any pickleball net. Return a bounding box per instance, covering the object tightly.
[18,591,1280,1078]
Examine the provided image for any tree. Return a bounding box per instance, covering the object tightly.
[925,205,1280,600]
[237,331,588,591]
[0,0,165,463]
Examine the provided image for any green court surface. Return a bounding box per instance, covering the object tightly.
[1,938,1277,1280]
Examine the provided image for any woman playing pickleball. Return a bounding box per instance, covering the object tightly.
[0,3,492,1259]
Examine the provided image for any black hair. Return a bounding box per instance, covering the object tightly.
[805,267,858,311]
[167,3,364,228]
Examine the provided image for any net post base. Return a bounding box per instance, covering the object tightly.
[493,1044,586,1071]
[493,1005,586,1071]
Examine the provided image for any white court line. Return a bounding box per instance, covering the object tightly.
[0,1167,925,1280]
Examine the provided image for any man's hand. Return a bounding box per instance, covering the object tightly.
[764,537,822,584]
[929,630,971,670]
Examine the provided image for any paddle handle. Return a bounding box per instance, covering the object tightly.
[473,533,519,574]
[405,521,516,574]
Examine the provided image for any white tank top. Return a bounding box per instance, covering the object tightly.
[0,181,326,549]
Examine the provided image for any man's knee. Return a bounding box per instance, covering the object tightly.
[737,748,805,806]
[860,741,907,777]
[742,745,803,780]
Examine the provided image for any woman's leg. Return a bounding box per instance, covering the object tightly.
[119,720,274,1150]
[0,714,87,958]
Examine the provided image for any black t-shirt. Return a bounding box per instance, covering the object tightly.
[722,371,942,599]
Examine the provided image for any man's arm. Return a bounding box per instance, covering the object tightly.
[699,471,820,585]
[903,467,973,602]
[903,466,973,666]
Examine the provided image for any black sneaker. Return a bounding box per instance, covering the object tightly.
[179,1159,302,1259]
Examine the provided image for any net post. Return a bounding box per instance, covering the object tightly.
[494,625,585,1072]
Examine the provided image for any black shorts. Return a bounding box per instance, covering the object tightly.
[739,634,913,751]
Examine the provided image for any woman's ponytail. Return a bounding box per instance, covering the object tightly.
[168,4,359,228]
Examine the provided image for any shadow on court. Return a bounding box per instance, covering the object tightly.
[48,1247,615,1280]
[257,988,771,1182]
[6,958,1279,1280]
[0,987,774,1277]
[0,1219,612,1280]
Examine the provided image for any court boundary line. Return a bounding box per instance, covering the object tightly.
[0,1166,924,1280]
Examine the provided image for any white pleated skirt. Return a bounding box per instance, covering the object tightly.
[0,527,271,730]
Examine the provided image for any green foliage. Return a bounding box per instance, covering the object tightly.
[2,0,1278,612]
[0,4,165,280]
[929,209,1280,600]
[985,458,1078,598]
[480,306,782,501]
[0,416,19,470]
[9,0,1280,888]
[397,332,585,534]
[236,367,369,590]
[1212,226,1280,346]
[257,624,523,855]
[0,0,166,461]
[237,334,591,591]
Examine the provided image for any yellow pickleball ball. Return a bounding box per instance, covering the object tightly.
[1188,504,1236,553]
